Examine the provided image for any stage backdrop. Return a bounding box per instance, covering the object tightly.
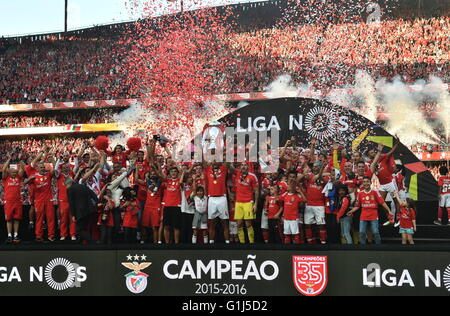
[214,98,438,202]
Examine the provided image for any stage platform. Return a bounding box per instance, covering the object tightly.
[0,243,449,296]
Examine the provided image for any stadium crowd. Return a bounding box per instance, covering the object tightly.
[0,109,116,129]
[0,135,421,246]
[0,137,94,164]
[0,17,448,104]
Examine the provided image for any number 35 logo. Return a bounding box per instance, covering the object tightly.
[292,256,328,296]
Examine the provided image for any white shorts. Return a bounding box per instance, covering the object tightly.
[304,205,326,225]
[208,196,229,220]
[261,211,269,230]
[284,220,299,235]
[379,180,398,194]
[229,221,238,235]
[440,194,450,208]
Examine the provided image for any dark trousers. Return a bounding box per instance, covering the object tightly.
[180,213,194,244]
[124,227,136,243]
[325,213,339,244]
[100,226,113,244]
[112,207,123,242]
[268,219,282,243]
[77,214,95,244]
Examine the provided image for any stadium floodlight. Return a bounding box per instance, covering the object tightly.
[65,0,68,33]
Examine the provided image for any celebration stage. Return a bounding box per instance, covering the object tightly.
[0,243,449,296]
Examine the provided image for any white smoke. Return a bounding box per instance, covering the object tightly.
[353,70,379,122]
[264,75,299,98]
[377,77,440,147]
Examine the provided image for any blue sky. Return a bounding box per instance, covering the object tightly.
[0,0,133,37]
[0,0,268,37]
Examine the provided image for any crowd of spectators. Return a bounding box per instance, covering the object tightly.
[426,162,449,180]
[0,137,94,164]
[0,38,129,104]
[0,16,448,104]
[223,17,449,94]
[0,109,117,129]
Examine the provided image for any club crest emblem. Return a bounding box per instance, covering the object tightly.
[122,257,152,294]
[292,256,328,296]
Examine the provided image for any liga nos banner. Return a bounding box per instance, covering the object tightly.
[218,98,438,202]
[0,249,450,296]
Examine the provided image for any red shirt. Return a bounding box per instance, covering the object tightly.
[145,186,162,209]
[3,176,22,202]
[377,154,395,185]
[108,150,130,168]
[281,192,303,221]
[235,171,258,203]
[305,174,326,207]
[101,201,115,227]
[123,199,140,228]
[25,164,37,177]
[265,196,282,219]
[395,173,405,191]
[261,177,273,193]
[162,178,182,207]
[277,181,289,195]
[336,196,351,220]
[34,172,53,202]
[356,190,385,221]
[207,165,227,197]
[399,207,416,229]
[438,176,450,195]
[57,172,74,202]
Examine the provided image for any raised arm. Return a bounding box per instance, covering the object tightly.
[369,144,383,173]
[108,171,129,190]
[2,157,11,179]
[18,161,26,178]
[80,163,100,184]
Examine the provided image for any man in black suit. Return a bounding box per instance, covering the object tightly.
[65,178,99,244]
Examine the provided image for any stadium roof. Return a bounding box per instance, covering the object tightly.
[0,0,270,38]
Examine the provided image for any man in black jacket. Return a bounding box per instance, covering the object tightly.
[65,178,99,244]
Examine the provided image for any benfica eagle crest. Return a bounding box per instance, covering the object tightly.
[292,256,328,296]
[122,261,152,294]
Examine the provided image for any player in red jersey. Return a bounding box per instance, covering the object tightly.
[31,161,56,242]
[372,139,400,226]
[2,158,27,243]
[121,187,140,243]
[137,168,163,244]
[233,163,259,244]
[25,150,48,230]
[348,177,393,245]
[133,152,150,241]
[299,161,330,244]
[206,162,230,244]
[280,182,306,244]
[264,185,283,243]
[435,166,450,226]
[159,165,183,244]
[55,162,77,241]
